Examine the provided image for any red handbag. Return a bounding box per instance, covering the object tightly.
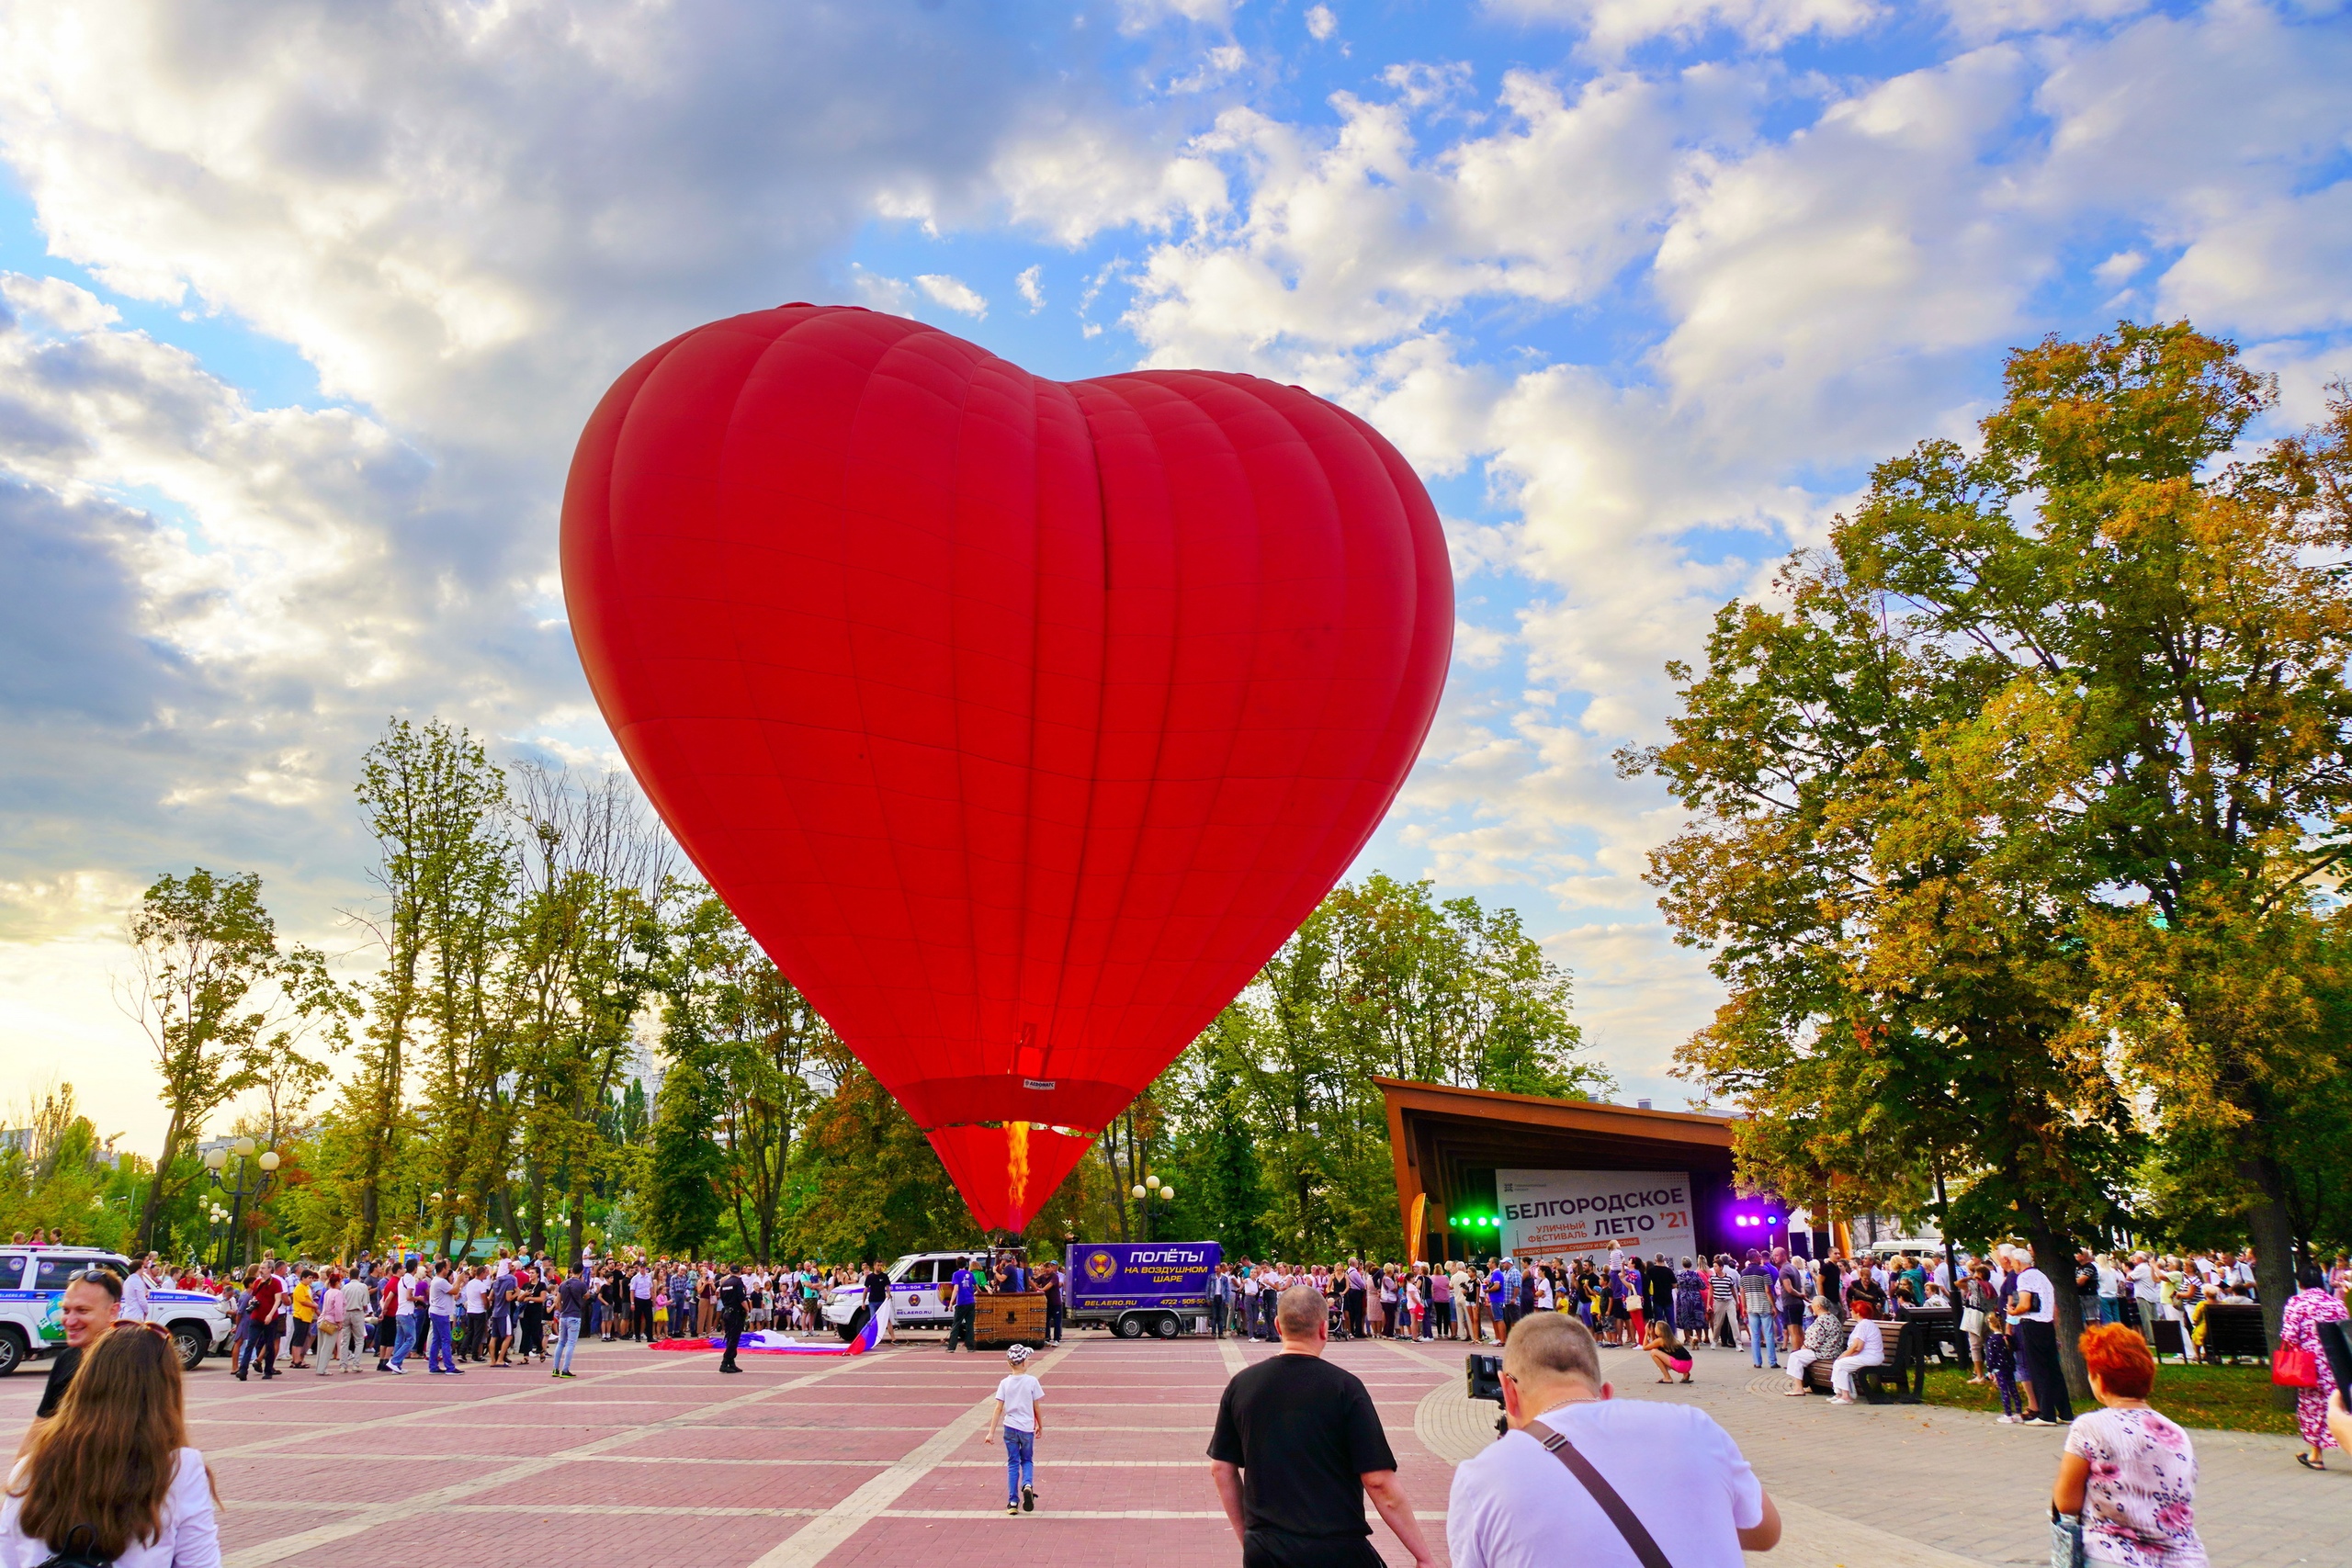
[2271,1344,2318,1388]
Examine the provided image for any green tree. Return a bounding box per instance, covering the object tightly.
[504,763,673,1266]
[1840,325,2352,1359]
[345,717,512,1255]
[1633,544,2139,1403]
[121,868,334,1256]
[642,1040,726,1258]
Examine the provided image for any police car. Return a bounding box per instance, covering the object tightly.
[820,1251,995,1341]
[0,1249,235,1375]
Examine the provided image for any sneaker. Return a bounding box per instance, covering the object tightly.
[1996,1415,2015,1424]
[560,1371,577,1379]
[385,1365,405,1374]
[1023,1485,1035,1513]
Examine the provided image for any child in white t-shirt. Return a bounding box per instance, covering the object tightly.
[987,1343,1046,1515]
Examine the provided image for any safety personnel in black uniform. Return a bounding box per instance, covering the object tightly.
[718,1264,748,1373]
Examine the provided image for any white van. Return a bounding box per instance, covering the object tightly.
[0,1249,235,1374]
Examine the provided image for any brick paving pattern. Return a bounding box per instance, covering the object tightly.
[4,1328,2338,1565]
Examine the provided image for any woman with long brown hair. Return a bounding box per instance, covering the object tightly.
[0,1325,220,1567]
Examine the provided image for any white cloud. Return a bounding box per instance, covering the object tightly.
[1454,619,1510,667]
[1647,45,2049,450]
[990,118,1230,246]
[851,265,916,314]
[2092,249,2145,286]
[1124,69,1703,370]
[1307,5,1340,40]
[0,275,120,334]
[916,273,989,318]
[1486,0,1882,57]
[0,2,1073,447]
[1117,0,1237,31]
[1544,921,1724,1089]
[1939,0,2150,44]
[1016,265,1046,311]
[2157,184,2352,335]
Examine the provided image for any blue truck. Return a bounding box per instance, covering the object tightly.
[1065,1241,1221,1338]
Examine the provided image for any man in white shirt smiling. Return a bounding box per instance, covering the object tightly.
[1448,1311,1780,1568]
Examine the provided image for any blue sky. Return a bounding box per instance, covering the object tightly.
[2,0,2348,1151]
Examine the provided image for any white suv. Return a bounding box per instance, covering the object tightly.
[820,1252,988,1340]
[0,1250,235,1375]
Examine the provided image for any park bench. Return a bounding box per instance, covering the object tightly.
[2197,1303,2267,1364]
[1896,1305,1964,1365]
[1798,1318,1923,1404]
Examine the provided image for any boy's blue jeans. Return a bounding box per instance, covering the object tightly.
[1003,1428,1035,1504]
[1747,1311,1780,1366]
[390,1311,416,1367]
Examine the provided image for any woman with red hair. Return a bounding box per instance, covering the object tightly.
[2052,1325,2207,1566]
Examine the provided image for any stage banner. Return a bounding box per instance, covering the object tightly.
[1497,1168,1694,1259]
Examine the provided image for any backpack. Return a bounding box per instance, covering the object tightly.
[33,1525,110,1568]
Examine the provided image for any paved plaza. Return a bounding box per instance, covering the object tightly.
[3,1330,2337,1566]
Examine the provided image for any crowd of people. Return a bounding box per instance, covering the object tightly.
[19,1242,979,1383]
[3,1230,2350,1566]
[1205,1241,2352,1460]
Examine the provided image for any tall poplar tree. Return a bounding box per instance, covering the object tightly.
[345,718,511,1255]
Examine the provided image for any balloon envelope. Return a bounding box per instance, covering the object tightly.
[562,305,1451,1230]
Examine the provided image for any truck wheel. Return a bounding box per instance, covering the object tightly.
[167,1322,210,1371]
[1114,1313,1146,1339]
[837,1305,869,1343]
[0,1327,24,1377]
[1152,1313,1182,1338]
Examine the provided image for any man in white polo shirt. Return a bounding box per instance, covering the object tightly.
[1448,1311,1781,1567]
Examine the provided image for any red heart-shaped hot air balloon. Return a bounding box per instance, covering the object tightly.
[561,305,1451,1231]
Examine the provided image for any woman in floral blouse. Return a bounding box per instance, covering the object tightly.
[2052,1325,2207,1567]
[1781,1292,1845,1395]
[2281,1263,2348,1470]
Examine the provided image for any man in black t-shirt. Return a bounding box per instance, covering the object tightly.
[1208,1283,1435,1568]
[1646,1254,1678,1328]
[862,1263,890,1343]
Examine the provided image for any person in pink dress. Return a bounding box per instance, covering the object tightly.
[2280,1263,2349,1472]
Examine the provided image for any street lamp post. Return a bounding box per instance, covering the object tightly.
[1127,1174,1178,1243]
[204,1200,231,1271]
[201,1138,280,1273]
